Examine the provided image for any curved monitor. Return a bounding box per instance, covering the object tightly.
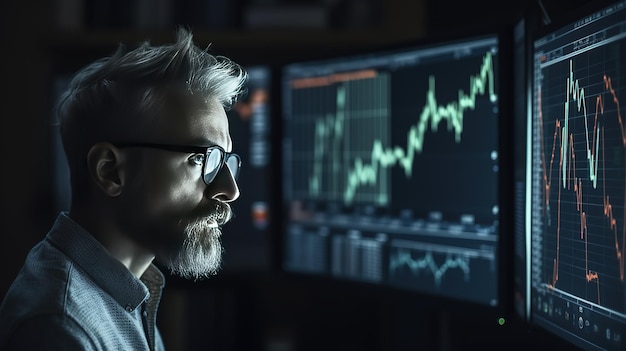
[527,1,626,349]
[281,32,513,308]
[220,65,275,273]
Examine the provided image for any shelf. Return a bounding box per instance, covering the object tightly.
[44,27,423,49]
[42,26,426,66]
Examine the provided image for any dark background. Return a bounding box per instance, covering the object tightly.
[0,0,599,350]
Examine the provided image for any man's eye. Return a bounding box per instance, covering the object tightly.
[189,154,205,166]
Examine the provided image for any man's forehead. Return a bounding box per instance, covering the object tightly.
[150,96,231,149]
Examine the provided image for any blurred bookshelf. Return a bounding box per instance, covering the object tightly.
[42,0,427,87]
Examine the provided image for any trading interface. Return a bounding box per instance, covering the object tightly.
[529,2,626,349]
[282,36,501,306]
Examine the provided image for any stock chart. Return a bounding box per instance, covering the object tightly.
[282,35,502,306]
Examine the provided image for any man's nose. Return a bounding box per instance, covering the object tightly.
[205,166,240,202]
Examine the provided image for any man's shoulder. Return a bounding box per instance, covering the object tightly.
[0,240,142,350]
[0,236,122,316]
[0,213,159,350]
[1,313,97,351]
[1,239,74,312]
[0,239,95,348]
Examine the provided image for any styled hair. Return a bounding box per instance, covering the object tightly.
[55,27,248,203]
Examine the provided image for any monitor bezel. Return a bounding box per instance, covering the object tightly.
[277,25,518,316]
[525,0,626,349]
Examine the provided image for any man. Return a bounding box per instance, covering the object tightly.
[0,28,247,350]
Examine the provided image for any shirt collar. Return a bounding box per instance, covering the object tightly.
[46,212,165,312]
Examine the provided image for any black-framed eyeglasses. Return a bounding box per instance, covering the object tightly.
[115,143,241,186]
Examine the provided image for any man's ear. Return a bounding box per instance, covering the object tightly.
[86,142,126,197]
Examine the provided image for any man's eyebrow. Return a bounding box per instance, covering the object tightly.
[189,137,218,146]
[196,136,234,150]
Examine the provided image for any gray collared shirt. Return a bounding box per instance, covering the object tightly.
[0,212,166,351]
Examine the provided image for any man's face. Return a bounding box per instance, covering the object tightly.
[117,94,240,280]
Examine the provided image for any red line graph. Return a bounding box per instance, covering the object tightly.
[540,60,626,305]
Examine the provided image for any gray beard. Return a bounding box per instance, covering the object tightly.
[161,217,224,280]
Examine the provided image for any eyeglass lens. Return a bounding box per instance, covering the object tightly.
[203,148,240,184]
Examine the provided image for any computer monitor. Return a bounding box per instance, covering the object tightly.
[527,1,626,349]
[281,32,512,307]
[220,65,275,272]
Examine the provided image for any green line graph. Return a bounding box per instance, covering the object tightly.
[343,51,496,204]
[295,50,497,205]
[301,73,391,204]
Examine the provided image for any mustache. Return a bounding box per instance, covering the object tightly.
[192,200,234,226]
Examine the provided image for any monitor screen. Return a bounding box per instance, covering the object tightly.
[281,33,505,307]
[220,65,275,272]
[528,1,626,349]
